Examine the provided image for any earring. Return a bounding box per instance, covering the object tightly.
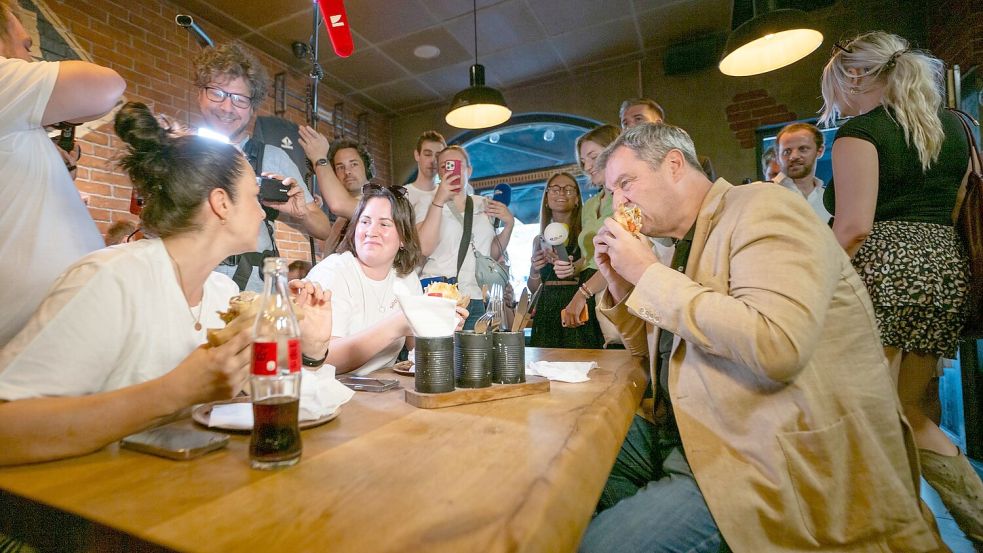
[220,218,227,225]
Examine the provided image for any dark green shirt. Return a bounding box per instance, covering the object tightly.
[824,106,969,226]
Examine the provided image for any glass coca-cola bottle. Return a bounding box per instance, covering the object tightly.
[250,257,302,470]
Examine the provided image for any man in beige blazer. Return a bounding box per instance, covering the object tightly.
[579,123,946,553]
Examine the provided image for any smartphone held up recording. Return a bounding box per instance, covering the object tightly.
[258,177,290,203]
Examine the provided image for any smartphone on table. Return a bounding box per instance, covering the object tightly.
[337,375,400,393]
[121,425,229,460]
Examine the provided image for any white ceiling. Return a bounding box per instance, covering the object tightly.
[171,0,735,115]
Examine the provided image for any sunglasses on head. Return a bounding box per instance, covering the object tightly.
[361,183,407,199]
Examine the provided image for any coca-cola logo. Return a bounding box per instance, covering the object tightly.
[251,340,301,375]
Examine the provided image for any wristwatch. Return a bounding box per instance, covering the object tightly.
[315,158,330,167]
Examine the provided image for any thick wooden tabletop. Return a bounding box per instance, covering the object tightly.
[0,348,645,553]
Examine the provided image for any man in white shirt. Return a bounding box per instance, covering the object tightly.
[0,0,125,346]
[773,122,831,224]
[194,43,330,291]
[404,130,446,221]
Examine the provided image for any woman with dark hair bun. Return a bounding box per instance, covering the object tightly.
[0,102,332,466]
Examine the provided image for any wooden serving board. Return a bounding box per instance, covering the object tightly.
[404,376,550,409]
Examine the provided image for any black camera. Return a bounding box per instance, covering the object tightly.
[258,177,290,203]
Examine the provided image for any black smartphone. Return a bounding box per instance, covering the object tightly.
[120,426,229,460]
[258,177,290,203]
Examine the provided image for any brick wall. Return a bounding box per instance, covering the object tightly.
[927,0,983,76]
[35,0,391,262]
[724,89,798,150]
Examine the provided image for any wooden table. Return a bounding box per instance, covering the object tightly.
[0,348,645,553]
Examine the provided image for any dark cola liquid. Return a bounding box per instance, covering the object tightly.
[250,396,301,468]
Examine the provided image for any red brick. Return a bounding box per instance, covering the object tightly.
[90,169,133,186]
[88,195,131,210]
[731,89,769,102]
[112,185,134,199]
[76,181,112,196]
[88,207,111,222]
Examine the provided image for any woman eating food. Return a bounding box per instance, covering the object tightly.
[0,102,332,466]
[305,184,468,376]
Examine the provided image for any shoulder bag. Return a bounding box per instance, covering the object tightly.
[948,108,983,338]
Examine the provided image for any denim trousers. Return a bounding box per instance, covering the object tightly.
[462,298,485,331]
[579,415,726,553]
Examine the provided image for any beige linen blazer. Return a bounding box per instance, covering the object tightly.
[600,180,945,552]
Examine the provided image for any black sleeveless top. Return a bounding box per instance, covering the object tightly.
[824,106,969,226]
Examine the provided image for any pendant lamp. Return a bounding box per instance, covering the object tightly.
[445,0,511,129]
[719,0,823,77]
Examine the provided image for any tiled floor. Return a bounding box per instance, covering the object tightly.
[923,457,983,552]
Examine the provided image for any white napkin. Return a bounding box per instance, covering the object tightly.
[208,369,355,430]
[404,350,416,373]
[525,361,597,383]
[397,293,457,337]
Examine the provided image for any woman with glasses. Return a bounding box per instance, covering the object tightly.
[305,185,468,376]
[560,125,621,336]
[821,32,981,544]
[528,173,603,348]
[0,102,333,466]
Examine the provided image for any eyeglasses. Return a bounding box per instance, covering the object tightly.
[547,186,578,196]
[203,86,253,109]
[361,183,407,199]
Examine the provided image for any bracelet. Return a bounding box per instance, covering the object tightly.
[579,284,593,299]
[431,201,444,209]
[528,273,541,281]
[302,348,329,367]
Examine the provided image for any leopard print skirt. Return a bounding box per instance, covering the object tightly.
[852,221,970,358]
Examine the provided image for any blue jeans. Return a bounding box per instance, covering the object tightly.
[579,416,725,553]
[463,298,484,331]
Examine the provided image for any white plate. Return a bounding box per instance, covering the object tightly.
[191,397,340,433]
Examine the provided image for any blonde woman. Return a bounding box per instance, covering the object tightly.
[820,31,981,544]
[562,125,621,330]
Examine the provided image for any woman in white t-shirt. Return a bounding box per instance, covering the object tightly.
[0,102,332,466]
[306,185,467,375]
[415,146,515,329]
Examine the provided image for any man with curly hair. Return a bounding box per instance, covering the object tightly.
[193,43,330,291]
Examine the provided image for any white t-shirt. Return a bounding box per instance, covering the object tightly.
[0,239,239,401]
[416,195,497,299]
[0,57,103,347]
[305,251,422,376]
[404,182,436,223]
[774,173,832,224]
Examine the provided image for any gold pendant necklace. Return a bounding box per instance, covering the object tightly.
[167,248,204,331]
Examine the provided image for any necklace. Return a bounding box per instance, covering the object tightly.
[362,267,396,313]
[166,248,205,331]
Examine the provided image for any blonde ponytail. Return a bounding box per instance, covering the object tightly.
[819,32,945,171]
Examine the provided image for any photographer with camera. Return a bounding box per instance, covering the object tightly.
[193,43,331,291]
[0,0,126,347]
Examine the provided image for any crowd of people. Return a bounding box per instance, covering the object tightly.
[0,0,980,547]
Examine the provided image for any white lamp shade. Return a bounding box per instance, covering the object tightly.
[720,28,823,76]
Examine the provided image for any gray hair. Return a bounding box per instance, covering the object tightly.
[597,123,702,176]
